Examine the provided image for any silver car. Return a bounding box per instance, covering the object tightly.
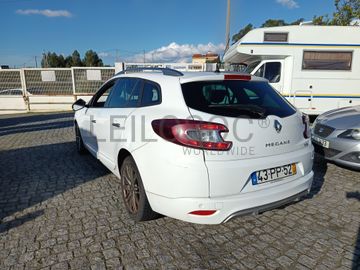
[312,106,360,170]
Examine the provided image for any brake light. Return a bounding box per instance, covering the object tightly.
[188,210,217,216]
[302,114,311,139]
[224,74,251,81]
[151,119,232,151]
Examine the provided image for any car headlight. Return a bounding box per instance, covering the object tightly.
[338,129,360,140]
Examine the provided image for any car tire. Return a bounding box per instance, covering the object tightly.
[75,123,87,154]
[120,156,158,221]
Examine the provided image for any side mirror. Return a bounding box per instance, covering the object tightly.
[72,99,87,111]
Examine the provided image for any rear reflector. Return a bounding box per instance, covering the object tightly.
[224,74,251,81]
[188,210,217,216]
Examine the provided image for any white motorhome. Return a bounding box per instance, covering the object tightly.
[224,25,360,115]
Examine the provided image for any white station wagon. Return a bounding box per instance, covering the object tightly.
[73,68,314,224]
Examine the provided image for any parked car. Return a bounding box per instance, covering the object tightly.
[73,68,314,224]
[312,106,360,170]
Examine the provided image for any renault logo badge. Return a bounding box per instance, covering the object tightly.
[274,120,282,133]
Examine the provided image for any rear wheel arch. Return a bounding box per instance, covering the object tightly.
[117,148,131,175]
[117,150,159,221]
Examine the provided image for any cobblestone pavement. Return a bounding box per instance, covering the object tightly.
[0,112,359,270]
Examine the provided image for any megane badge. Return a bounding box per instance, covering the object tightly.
[274,120,282,133]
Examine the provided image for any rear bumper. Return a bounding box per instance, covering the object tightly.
[146,170,313,224]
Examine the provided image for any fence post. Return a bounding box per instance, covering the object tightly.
[71,67,77,101]
[20,68,30,112]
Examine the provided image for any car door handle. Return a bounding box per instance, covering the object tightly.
[91,119,96,123]
[112,123,121,128]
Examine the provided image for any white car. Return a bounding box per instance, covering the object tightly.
[73,68,314,224]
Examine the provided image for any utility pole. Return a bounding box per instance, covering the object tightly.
[143,50,146,63]
[35,56,38,68]
[224,0,231,53]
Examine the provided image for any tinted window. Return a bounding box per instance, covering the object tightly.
[92,81,116,108]
[181,80,296,118]
[141,81,161,106]
[254,62,281,83]
[106,78,142,108]
[302,51,352,70]
[264,62,281,83]
[264,32,288,42]
[245,61,261,74]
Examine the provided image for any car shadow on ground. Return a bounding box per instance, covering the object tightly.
[346,191,360,269]
[0,112,73,128]
[307,153,328,198]
[0,112,74,137]
[0,141,109,233]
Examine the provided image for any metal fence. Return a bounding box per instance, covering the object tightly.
[0,67,116,97]
[0,63,212,112]
[24,68,73,95]
[0,70,23,96]
[73,67,115,95]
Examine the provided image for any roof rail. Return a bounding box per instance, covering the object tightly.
[116,67,183,77]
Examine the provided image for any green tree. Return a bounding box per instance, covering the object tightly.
[313,0,360,25]
[312,15,330,25]
[261,19,287,27]
[232,23,254,43]
[71,50,83,67]
[331,0,360,25]
[290,18,305,25]
[57,55,66,67]
[83,50,104,67]
[65,56,72,67]
[41,52,60,68]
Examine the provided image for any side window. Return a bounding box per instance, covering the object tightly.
[264,62,281,83]
[254,62,281,83]
[254,64,265,78]
[302,51,352,70]
[141,81,161,106]
[91,81,116,108]
[106,78,142,108]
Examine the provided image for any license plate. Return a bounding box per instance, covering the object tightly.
[312,135,330,148]
[251,164,297,185]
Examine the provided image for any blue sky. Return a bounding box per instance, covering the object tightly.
[0,0,335,67]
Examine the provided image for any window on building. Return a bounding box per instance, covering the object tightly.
[264,32,288,42]
[302,51,352,70]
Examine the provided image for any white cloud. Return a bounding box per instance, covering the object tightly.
[276,0,299,9]
[126,42,225,63]
[16,9,73,18]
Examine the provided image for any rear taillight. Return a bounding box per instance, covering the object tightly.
[302,114,311,139]
[151,119,232,151]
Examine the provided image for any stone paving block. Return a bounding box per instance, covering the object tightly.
[0,112,359,270]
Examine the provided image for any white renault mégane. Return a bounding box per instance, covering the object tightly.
[73,68,314,224]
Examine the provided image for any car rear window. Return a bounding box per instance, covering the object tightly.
[181,80,296,118]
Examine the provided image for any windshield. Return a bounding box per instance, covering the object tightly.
[181,80,296,119]
[245,61,261,74]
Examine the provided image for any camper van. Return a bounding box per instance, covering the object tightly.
[223,25,360,115]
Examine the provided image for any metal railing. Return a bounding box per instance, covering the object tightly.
[0,70,23,96]
[0,63,213,112]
